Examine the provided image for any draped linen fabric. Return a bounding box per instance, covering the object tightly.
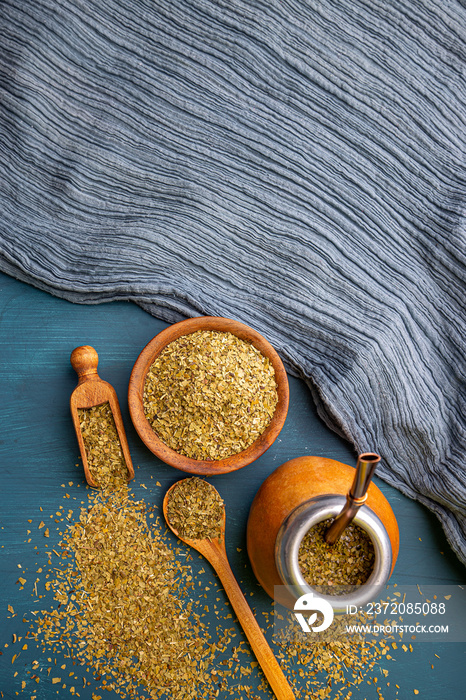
[1,1,465,563]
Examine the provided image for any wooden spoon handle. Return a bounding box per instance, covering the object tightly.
[206,541,296,700]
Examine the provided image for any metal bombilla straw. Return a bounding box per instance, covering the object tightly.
[325,452,381,545]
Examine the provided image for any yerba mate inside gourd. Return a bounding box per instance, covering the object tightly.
[298,518,375,594]
[143,330,278,460]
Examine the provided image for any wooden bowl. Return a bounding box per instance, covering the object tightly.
[128,317,289,475]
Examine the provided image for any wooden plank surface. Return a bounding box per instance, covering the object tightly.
[0,271,464,699]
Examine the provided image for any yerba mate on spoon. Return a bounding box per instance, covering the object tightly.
[70,345,135,488]
[163,477,296,700]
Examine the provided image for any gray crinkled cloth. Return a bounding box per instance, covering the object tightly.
[1,0,465,562]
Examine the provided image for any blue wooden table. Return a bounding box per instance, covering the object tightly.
[1,270,464,699]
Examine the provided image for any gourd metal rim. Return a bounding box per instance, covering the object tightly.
[275,494,393,612]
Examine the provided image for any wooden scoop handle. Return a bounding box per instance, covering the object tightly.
[70,345,100,381]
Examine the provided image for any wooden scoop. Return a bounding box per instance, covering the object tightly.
[70,345,135,488]
[163,480,296,700]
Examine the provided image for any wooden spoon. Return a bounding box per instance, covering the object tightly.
[70,345,135,488]
[163,479,296,700]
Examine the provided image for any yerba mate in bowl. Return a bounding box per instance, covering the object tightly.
[128,317,289,475]
[143,329,278,460]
